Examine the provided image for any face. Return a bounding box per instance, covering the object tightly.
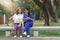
[25,9,29,14]
[18,9,22,14]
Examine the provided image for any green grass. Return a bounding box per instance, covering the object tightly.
[34,23,44,26]
[0,30,5,36]
[1,30,60,36]
[50,23,60,26]
[34,23,60,26]
[31,23,60,36]
[39,30,60,36]
[30,30,60,36]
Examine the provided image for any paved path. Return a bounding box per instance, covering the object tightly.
[0,36,60,40]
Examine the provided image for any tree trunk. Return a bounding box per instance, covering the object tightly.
[43,6,49,26]
[40,9,44,20]
[47,0,58,22]
[33,0,49,26]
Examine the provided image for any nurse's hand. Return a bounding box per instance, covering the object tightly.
[27,17,34,20]
[27,17,31,20]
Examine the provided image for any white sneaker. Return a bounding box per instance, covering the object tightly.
[27,35,30,37]
[23,32,26,35]
[20,36,22,38]
[14,35,17,38]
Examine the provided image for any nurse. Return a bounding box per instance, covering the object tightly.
[23,8,34,37]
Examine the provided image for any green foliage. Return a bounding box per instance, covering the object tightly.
[58,3,60,18]
[0,4,11,16]
[0,4,5,16]
[35,10,40,20]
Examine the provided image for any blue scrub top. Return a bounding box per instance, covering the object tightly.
[23,13,34,23]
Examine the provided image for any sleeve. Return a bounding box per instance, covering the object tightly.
[30,13,34,19]
[12,14,15,20]
[20,14,23,21]
[23,14,26,18]
[12,14,16,20]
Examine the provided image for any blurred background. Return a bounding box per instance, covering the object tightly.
[0,0,60,36]
[0,0,60,26]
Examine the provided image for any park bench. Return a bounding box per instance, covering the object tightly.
[0,26,60,37]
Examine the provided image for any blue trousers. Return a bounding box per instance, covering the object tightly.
[24,22,33,35]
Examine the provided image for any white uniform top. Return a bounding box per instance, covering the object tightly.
[13,14,23,23]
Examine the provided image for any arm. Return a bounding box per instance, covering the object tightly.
[23,13,34,21]
[30,18,34,21]
[29,13,35,21]
[23,14,29,22]
[9,16,13,20]
[23,18,28,21]
[23,17,32,22]
[23,13,34,22]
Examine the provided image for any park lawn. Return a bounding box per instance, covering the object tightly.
[1,30,60,36]
[0,30,5,36]
[34,23,60,26]
[50,23,60,26]
[0,23,60,36]
[39,30,60,36]
[30,30,60,36]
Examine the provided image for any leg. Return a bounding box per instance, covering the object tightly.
[19,27,22,36]
[13,23,18,35]
[26,28,30,35]
[18,24,22,36]
[24,23,30,35]
[24,23,26,32]
[18,24,22,37]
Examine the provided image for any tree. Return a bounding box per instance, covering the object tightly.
[33,0,59,26]
[0,4,12,25]
[0,4,6,15]
[33,0,49,26]
[48,0,58,22]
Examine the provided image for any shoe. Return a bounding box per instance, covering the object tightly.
[27,35,30,37]
[20,36,22,38]
[23,32,26,35]
[14,35,17,38]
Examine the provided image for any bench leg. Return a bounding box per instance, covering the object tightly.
[33,31,39,37]
[5,31,11,37]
